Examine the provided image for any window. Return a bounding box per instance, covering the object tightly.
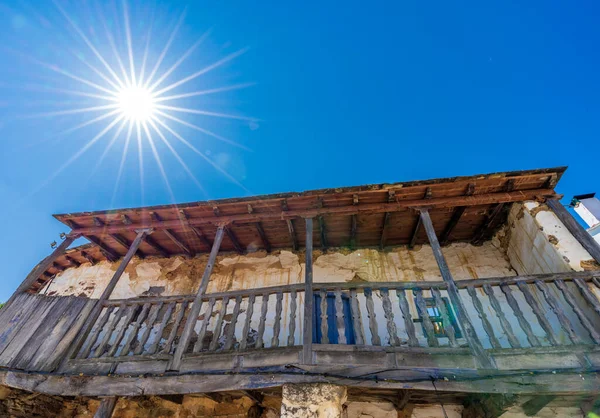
[415,297,462,339]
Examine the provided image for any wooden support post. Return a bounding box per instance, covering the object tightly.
[171,226,225,370]
[7,234,77,305]
[419,209,495,369]
[547,199,600,264]
[94,396,118,418]
[303,218,314,364]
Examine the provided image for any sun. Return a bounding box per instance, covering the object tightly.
[117,85,156,122]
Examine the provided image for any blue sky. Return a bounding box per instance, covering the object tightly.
[0,0,598,301]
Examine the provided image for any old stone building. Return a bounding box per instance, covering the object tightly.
[0,167,599,417]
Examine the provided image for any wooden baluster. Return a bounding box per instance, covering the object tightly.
[334,288,347,344]
[256,293,269,349]
[194,298,216,353]
[574,278,600,319]
[380,288,399,346]
[483,284,520,348]
[431,288,458,348]
[319,289,329,344]
[272,292,284,347]
[288,290,297,346]
[467,286,501,349]
[93,303,125,358]
[78,306,114,359]
[536,280,582,345]
[108,304,138,357]
[500,284,540,347]
[240,294,255,350]
[162,301,188,354]
[414,289,438,348]
[224,295,243,351]
[555,279,600,344]
[148,302,175,355]
[134,302,164,355]
[209,297,230,351]
[396,288,418,347]
[364,288,381,346]
[516,282,559,345]
[120,303,151,356]
[593,277,600,289]
[350,289,365,345]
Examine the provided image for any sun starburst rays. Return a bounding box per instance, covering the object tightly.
[24,1,255,205]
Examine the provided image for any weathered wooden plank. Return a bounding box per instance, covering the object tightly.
[240,295,255,351]
[93,303,125,358]
[288,290,297,346]
[516,282,559,346]
[148,302,175,355]
[256,293,269,349]
[0,295,43,358]
[303,218,314,364]
[573,278,600,319]
[431,288,458,348]
[467,286,501,349]
[171,227,224,369]
[556,279,600,344]
[413,289,438,348]
[134,302,164,355]
[380,288,399,346]
[78,306,115,359]
[193,298,215,353]
[483,284,520,348]
[334,288,347,345]
[162,301,188,355]
[94,396,118,418]
[396,289,418,347]
[319,289,329,344]
[350,289,365,345]
[271,292,283,348]
[364,288,381,346]
[108,305,138,357]
[224,295,242,351]
[500,284,540,347]
[120,303,151,356]
[535,280,582,345]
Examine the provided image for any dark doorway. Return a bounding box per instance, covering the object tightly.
[313,292,356,344]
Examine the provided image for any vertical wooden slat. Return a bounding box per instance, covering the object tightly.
[194,298,216,353]
[573,278,600,319]
[288,290,297,346]
[224,295,243,351]
[94,397,117,418]
[256,293,269,349]
[162,301,188,354]
[396,288,418,347]
[78,306,114,359]
[414,289,438,348]
[467,286,501,349]
[500,284,540,347]
[516,282,559,345]
[107,305,137,357]
[364,288,381,346]
[483,284,520,348]
[350,289,365,345]
[431,288,458,348]
[303,218,314,364]
[334,288,347,344]
[380,288,399,346]
[319,289,329,344]
[148,302,175,355]
[240,294,255,350]
[134,302,164,355]
[93,303,125,358]
[120,303,151,356]
[535,280,582,344]
[555,279,600,344]
[271,292,284,348]
[209,297,229,351]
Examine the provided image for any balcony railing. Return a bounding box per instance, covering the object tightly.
[0,271,599,375]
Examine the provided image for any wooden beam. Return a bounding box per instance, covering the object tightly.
[180,210,212,250]
[350,194,359,249]
[94,396,117,418]
[318,216,328,249]
[419,209,495,369]
[521,395,555,416]
[380,191,396,249]
[439,183,475,245]
[282,200,298,251]
[547,199,600,265]
[69,189,560,236]
[408,215,422,248]
[94,216,146,258]
[80,251,96,265]
[151,213,193,257]
[462,394,518,418]
[255,222,271,253]
[52,262,65,272]
[225,226,244,254]
[171,227,225,370]
[85,236,119,262]
[64,255,81,268]
[143,235,169,257]
[471,180,515,245]
[303,218,314,365]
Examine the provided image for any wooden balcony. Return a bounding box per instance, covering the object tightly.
[1,270,600,397]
